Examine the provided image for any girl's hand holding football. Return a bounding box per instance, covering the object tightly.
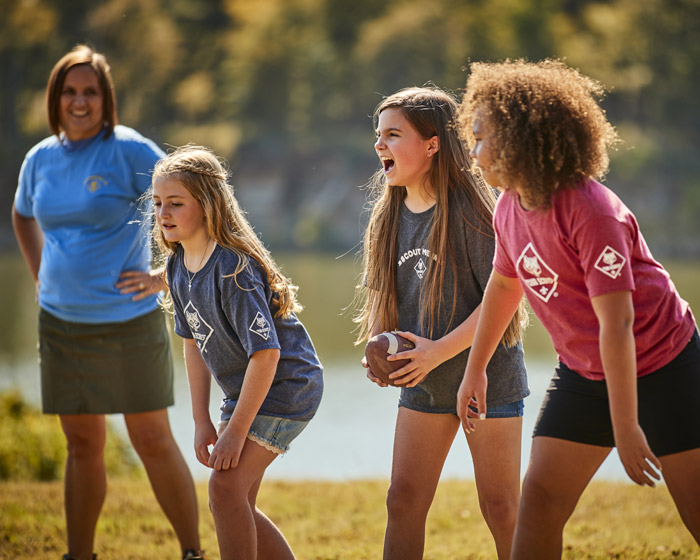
[387,331,445,388]
[361,355,389,387]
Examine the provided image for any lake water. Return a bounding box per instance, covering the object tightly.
[2,253,699,483]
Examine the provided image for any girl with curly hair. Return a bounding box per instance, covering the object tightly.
[456,59,700,557]
[355,86,529,559]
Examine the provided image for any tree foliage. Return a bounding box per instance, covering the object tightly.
[1,0,698,254]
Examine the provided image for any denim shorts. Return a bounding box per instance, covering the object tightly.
[218,414,310,454]
[469,399,524,419]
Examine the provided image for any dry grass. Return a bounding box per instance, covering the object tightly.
[1,478,698,559]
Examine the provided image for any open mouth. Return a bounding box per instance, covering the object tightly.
[381,157,395,173]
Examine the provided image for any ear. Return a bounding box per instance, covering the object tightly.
[427,136,440,157]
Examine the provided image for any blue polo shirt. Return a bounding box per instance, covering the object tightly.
[14,125,164,323]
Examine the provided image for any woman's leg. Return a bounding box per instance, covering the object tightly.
[511,436,611,560]
[465,416,522,559]
[660,448,700,544]
[208,438,281,560]
[59,414,107,560]
[124,409,200,554]
[383,407,459,560]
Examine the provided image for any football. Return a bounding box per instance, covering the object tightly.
[364,332,415,386]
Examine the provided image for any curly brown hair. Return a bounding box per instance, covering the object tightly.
[457,59,620,209]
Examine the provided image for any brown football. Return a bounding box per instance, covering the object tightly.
[364,332,415,386]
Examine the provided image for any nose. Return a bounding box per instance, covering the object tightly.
[374,135,385,152]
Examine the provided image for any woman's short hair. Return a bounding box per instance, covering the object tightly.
[46,44,118,138]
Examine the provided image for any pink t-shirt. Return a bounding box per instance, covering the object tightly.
[493,178,695,380]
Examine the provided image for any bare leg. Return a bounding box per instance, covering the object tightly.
[208,438,281,560]
[124,410,200,554]
[248,475,296,559]
[465,416,522,559]
[660,447,700,544]
[383,408,459,560]
[511,437,610,560]
[60,414,107,560]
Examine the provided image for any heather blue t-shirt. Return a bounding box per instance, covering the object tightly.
[14,125,163,323]
[168,245,323,422]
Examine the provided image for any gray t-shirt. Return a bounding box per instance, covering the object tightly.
[395,203,529,413]
[168,245,323,422]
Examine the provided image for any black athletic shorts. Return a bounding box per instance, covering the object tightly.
[533,328,700,457]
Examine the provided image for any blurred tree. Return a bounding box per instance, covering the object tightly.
[1,0,698,254]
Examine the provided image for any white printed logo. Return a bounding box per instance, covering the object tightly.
[414,258,427,279]
[516,243,559,302]
[184,301,213,352]
[249,311,271,340]
[594,246,625,279]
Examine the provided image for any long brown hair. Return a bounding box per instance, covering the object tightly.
[46,44,118,139]
[355,87,526,346]
[152,145,301,318]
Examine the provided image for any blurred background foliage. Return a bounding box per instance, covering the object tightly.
[1,0,699,256]
[0,391,141,480]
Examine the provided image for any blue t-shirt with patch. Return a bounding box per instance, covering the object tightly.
[168,245,324,422]
[14,125,163,323]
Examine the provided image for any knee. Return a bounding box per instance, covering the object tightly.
[477,490,519,530]
[62,428,104,459]
[386,478,429,520]
[520,474,568,522]
[128,423,173,458]
[208,471,248,513]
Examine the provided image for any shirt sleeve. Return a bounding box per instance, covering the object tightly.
[492,195,518,278]
[464,218,496,291]
[574,215,636,298]
[167,255,194,340]
[14,152,36,218]
[220,261,281,357]
[128,135,165,197]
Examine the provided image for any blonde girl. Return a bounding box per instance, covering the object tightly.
[355,87,529,559]
[152,145,323,560]
[457,59,700,557]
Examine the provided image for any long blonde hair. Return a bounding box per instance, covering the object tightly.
[355,87,526,346]
[153,145,301,318]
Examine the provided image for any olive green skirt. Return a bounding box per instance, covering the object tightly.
[38,308,174,414]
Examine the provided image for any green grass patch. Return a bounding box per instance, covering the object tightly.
[0,478,697,559]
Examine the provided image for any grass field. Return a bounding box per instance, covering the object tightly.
[1,478,697,559]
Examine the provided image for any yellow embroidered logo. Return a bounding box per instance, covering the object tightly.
[84,175,107,193]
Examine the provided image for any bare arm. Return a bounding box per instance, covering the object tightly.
[11,204,43,284]
[590,290,661,486]
[387,303,483,387]
[458,270,524,429]
[183,339,216,467]
[209,347,280,470]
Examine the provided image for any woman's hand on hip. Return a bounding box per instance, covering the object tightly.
[117,267,167,300]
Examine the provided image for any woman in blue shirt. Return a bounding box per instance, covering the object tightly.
[12,45,203,560]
